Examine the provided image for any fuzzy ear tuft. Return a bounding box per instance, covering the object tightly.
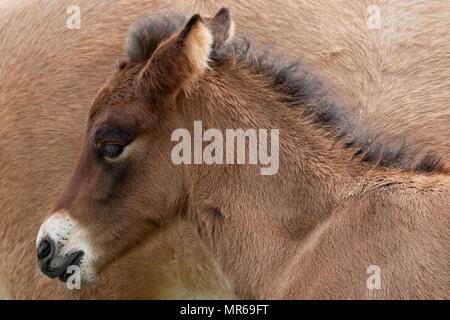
[137,14,213,98]
[208,8,235,49]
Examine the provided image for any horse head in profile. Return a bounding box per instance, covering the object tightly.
[36,8,238,284]
[36,8,448,298]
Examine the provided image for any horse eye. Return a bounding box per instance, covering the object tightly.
[100,142,125,159]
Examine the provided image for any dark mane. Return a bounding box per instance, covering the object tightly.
[125,13,446,174]
[126,13,186,63]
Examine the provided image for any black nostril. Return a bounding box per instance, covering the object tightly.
[37,238,55,262]
[37,240,51,260]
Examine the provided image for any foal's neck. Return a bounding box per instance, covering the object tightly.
[181,71,364,297]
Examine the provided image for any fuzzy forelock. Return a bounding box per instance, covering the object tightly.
[126,13,186,63]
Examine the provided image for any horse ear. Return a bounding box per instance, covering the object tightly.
[209,8,234,49]
[137,14,213,99]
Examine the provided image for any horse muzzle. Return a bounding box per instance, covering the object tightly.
[36,212,96,284]
[37,237,84,282]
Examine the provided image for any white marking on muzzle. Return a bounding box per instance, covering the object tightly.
[37,211,98,284]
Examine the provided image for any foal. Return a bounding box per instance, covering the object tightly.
[36,9,449,299]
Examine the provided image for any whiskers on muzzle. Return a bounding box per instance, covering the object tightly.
[37,237,84,281]
[36,212,95,283]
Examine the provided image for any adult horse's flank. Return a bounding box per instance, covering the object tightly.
[36,9,449,299]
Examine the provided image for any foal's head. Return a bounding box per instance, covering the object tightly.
[36,9,237,284]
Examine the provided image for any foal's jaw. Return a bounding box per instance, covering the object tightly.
[36,212,98,284]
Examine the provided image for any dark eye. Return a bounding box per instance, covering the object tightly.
[99,142,125,159]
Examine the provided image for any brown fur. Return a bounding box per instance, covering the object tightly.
[39,8,450,299]
[0,0,449,299]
